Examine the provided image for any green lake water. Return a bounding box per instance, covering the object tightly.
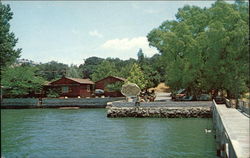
[1,109,217,158]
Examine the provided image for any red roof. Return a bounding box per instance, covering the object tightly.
[95,76,126,83]
[46,77,94,85]
[112,76,126,81]
[67,77,95,84]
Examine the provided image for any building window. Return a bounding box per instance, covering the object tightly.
[35,89,41,94]
[62,86,69,93]
[87,85,90,92]
[69,87,72,92]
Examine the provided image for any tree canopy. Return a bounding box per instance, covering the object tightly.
[35,61,69,81]
[1,65,45,97]
[0,3,21,71]
[147,1,249,98]
[2,1,248,99]
[66,64,83,78]
[91,60,118,82]
[79,57,104,79]
[127,63,148,89]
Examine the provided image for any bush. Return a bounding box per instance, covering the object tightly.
[46,89,60,98]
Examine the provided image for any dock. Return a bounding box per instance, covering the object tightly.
[213,100,250,158]
[107,100,212,118]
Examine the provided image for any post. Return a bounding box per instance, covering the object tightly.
[0,86,3,102]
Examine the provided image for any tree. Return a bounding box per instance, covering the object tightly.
[147,1,249,98]
[202,1,249,98]
[118,63,134,79]
[91,60,118,81]
[149,54,166,82]
[105,82,123,92]
[79,56,104,79]
[36,61,69,81]
[127,63,148,89]
[66,64,82,78]
[1,65,45,97]
[0,3,21,70]
[137,48,145,65]
[78,56,140,80]
[136,49,162,88]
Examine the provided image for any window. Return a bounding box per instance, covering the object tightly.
[35,89,41,94]
[62,86,69,93]
[87,85,90,92]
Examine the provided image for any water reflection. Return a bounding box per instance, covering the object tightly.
[1,109,216,158]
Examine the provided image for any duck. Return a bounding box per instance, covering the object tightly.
[205,128,212,133]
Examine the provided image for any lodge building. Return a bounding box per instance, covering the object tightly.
[43,76,125,98]
[44,77,95,98]
[95,76,126,97]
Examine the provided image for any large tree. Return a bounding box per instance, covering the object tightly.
[136,49,162,88]
[36,61,69,81]
[147,1,249,98]
[91,60,118,82]
[79,56,104,79]
[0,3,21,70]
[127,63,148,89]
[66,64,82,78]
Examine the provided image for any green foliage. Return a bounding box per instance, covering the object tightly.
[0,3,21,70]
[79,56,137,80]
[118,63,134,79]
[91,60,118,81]
[79,57,104,79]
[46,89,60,98]
[136,49,163,88]
[147,1,249,98]
[137,48,144,65]
[81,50,163,89]
[36,61,69,81]
[66,64,82,78]
[1,66,46,97]
[127,63,148,89]
[105,82,123,92]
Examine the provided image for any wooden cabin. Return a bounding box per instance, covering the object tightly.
[95,76,125,97]
[44,77,94,98]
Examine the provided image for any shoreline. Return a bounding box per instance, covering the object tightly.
[107,106,212,118]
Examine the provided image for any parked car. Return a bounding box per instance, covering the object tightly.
[171,89,186,101]
[196,94,212,101]
[180,95,194,101]
[94,89,104,97]
[214,96,225,104]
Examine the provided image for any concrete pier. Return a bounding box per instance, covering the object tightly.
[212,100,250,158]
[107,99,212,118]
[107,106,211,118]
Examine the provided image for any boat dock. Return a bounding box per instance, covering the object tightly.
[213,100,249,158]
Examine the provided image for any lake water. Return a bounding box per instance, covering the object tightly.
[1,109,216,158]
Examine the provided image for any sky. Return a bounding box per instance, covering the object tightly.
[3,1,221,66]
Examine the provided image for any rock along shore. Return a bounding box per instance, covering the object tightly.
[107,106,212,118]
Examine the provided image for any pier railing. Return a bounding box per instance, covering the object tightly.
[212,100,250,158]
[225,98,249,116]
[238,99,250,116]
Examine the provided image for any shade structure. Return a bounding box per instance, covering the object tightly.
[121,83,141,97]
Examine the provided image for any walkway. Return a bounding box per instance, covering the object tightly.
[214,102,249,157]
